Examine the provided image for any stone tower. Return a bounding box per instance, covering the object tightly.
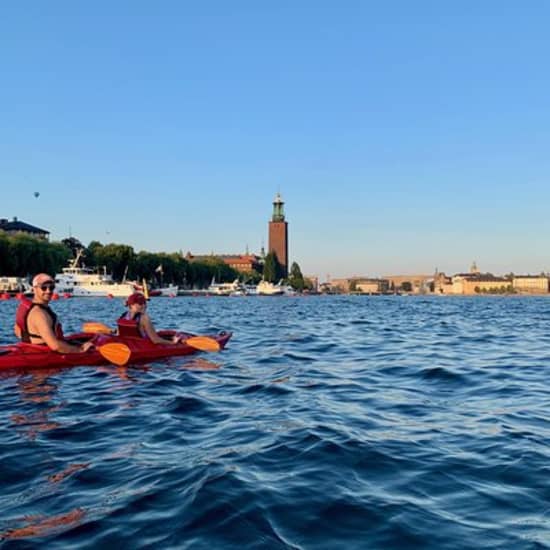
[268,193,288,277]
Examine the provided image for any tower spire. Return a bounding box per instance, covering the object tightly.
[272,193,285,222]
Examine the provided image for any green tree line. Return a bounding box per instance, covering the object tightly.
[0,233,71,277]
[1,233,312,291]
[0,234,240,288]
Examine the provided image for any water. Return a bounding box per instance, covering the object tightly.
[0,296,549,549]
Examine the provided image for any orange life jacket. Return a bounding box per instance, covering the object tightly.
[15,298,64,343]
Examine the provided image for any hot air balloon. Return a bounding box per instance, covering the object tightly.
[33,191,40,198]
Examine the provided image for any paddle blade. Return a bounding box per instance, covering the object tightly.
[82,322,114,335]
[99,343,131,366]
[185,336,221,352]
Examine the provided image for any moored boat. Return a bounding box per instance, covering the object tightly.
[149,284,179,297]
[0,276,32,296]
[55,250,136,297]
[207,278,245,296]
[257,280,285,296]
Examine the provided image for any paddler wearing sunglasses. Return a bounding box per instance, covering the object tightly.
[13,273,94,353]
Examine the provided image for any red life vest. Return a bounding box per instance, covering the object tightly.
[15,298,64,343]
[117,312,144,338]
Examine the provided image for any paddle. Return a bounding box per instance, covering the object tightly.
[98,343,131,366]
[83,322,220,353]
[82,322,114,335]
[183,336,221,351]
[185,336,221,352]
[143,278,150,300]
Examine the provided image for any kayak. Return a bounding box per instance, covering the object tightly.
[0,330,232,371]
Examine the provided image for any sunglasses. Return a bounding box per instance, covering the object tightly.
[37,283,56,291]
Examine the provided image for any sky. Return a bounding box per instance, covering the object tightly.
[1,1,550,280]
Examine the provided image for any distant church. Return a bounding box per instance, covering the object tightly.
[268,193,289,277]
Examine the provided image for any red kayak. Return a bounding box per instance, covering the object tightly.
[0,330,232,371]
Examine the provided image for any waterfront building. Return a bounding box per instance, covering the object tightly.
[304,275,319,292]
[327,278,354,293]
[433,271,453,294]
[268,193,288,278]
[185,252,262,275]
[383,274,433,294]
[451,273,510,294]
[512,275,549,294]
[327,277,390,294]
[0,217,49,240]
[356,279,389,294]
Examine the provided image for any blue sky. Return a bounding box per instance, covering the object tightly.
[2,1,549,279]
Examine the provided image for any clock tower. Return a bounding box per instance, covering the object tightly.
[268,193,288,277]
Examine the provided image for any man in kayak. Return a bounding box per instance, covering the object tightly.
[118,292,183,344]
[14,273,94,353]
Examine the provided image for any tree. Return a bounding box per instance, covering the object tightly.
[263,252,283,283]
[93,243,135,281]
[288,261,305,292]
[61,237,84,258]
[85,241,104,267]
[0,234,70,276]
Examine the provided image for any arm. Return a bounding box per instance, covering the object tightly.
[28,309,93,353]
[140,313,176,345]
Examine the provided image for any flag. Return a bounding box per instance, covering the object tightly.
[155,264,163,274]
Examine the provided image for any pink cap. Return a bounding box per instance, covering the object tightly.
[32,273,55,287]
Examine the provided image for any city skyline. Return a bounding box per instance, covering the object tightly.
[2,3,550,278]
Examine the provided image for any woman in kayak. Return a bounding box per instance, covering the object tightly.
[14,273,94,353]
[118,292,183,344]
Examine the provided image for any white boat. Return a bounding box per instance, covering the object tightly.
[207,278,246,296]
[244,284,258,296]
[157,284,179,297]
[0,276,32,295]
[257,280,285,296]
[150,284,179,297]
[281,284,297,296]
[54,251,136,297]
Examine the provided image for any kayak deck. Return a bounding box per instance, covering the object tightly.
[0,331,232,371]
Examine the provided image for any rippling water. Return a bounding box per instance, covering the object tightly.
[1,296,549,548]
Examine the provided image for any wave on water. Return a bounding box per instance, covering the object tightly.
[1,296,549,548]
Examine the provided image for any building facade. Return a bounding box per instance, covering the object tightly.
[185,252,262,274]
[327,277,389,294]
[268,193,288,278]
[512,275,549,294]
[451,274,510,294]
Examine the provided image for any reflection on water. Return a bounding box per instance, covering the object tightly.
[47,463,90,484]
[10,370,63,440]
[181,357,221,370]
[2,509,86,540]
[1,296,550,548]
